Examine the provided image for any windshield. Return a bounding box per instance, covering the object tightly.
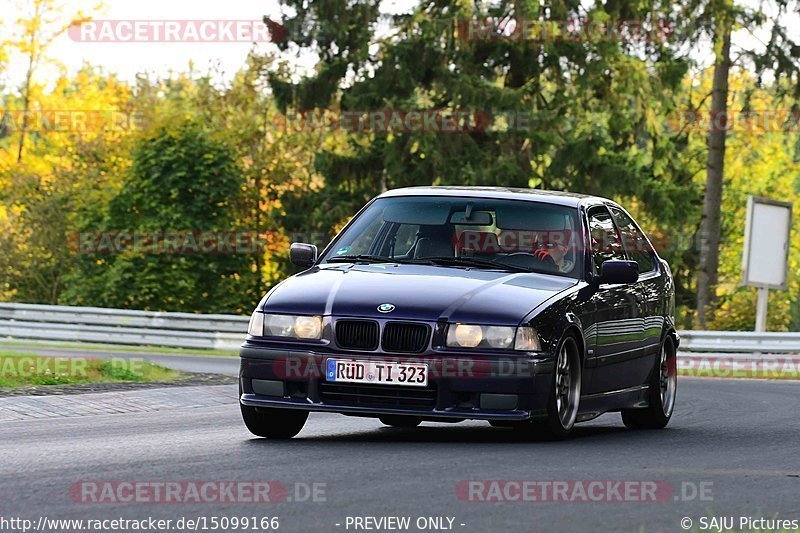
[321,196,583,278]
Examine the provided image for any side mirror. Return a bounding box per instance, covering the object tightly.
[599,260,639,284]
[290,242,317,268]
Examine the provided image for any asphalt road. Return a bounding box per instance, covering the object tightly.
[1,378,799,533]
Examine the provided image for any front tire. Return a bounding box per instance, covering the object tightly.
[621,335,677,429]
[515,334,582,440]
[241,405,308,439]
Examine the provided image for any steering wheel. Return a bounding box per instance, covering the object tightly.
[501,251,558,272]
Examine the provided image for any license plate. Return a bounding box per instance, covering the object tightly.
[325,358,428,387]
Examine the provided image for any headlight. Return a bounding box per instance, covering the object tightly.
[293,315,323,339]
[449,324,483,347]
[249,313,324,340]
[485,326,515,349]
[248,311,265,336]
[446,323,541,351]
[264,314,295,336]
[514,326,541,351]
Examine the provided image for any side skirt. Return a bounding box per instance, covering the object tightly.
[576,384,650,421]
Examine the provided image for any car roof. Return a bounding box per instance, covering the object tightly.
[378,186,609,208]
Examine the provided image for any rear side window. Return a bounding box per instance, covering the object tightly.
[609,206,655,273]
[587,207,625,275]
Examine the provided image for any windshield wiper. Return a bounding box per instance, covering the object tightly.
[327,255,531,273]
[327,255,435,265]
[424,256,533,273]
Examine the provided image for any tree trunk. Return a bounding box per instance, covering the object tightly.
[696,18,732,328]
[16,52,35,164]
[16,0,42,165]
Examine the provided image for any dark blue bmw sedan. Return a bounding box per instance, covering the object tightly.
[239,187,678,439]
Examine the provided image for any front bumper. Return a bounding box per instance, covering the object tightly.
[239,343,554,422]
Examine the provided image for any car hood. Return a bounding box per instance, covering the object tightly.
[260,263,577,325]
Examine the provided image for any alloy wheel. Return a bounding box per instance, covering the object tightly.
[555,340,580,429]
[659,344,677,417]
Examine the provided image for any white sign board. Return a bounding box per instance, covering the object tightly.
[742,196,792,290]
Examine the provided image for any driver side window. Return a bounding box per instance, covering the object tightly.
[588,207,625,275]
[609,207,655,274]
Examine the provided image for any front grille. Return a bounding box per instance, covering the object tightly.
[319,382,437,409]
[382,322,430,353]
[335,320,379,351]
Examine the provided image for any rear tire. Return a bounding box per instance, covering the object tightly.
[514,334,582,440]
[379,415,422,428]
[241,405,308,439]
[621,335,677,430]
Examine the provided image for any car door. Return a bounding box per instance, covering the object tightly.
[609,205,664,385]
[584,206,645,394]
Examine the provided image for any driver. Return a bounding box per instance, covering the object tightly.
[534,243,573,273]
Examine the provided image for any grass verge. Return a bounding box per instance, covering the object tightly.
[0,353,185,387]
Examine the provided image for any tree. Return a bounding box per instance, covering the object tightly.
[268,0,699,291]
[62,119,253,313]
[663,67,800,329]
[688,0,800,327]
[0,66,132,303]
[189,53,346,290]
[696,0,733,328]
[2,0,95,163]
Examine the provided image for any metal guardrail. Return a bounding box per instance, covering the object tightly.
[677,330,800,353]
[1,302,799,354]
[0,302,247,351]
